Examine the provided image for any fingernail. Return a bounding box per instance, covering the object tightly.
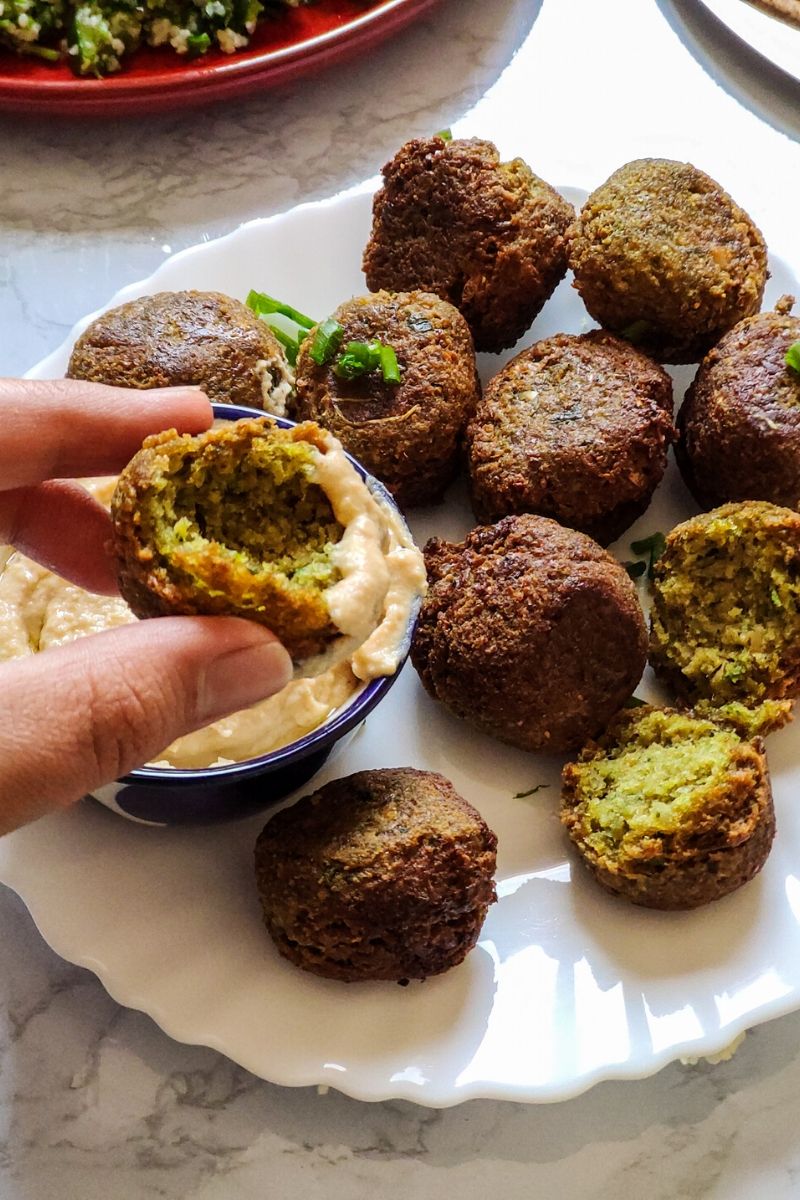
[199,639,293,722]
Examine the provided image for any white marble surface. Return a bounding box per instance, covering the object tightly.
[4,0,800,1194]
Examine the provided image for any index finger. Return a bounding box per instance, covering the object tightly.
[0,378,213,490]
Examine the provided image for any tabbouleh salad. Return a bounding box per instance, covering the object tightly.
[0,0,312,75]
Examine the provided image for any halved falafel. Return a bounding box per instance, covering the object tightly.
[466,331,674,544]
[254,768,497,983]
[649,501,800,706]
[292,291,480,507]
[567,159,768,363]
[362,136,574,353]
[677,297,800,508]
[561,706,774,910]
[68,290,292,413]
[111,417,424,670]
[410,514,647,753]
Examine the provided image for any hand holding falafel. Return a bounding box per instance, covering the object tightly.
[0,379,293,836]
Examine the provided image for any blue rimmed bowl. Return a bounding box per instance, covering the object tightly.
[90,404,422,827]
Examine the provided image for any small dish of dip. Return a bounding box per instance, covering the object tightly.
[0,406,425,825]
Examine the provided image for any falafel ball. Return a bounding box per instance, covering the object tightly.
[649,501,800,707]
[466,331,674,545]
[112,417,409,666]
[254,768,497,983]
[68,290,292,413]
[561,706,775,910]
[567,159,768,363]
[292,291,480,508]
[362,136,574,354]
[677,297,800,508]
[410,514,648,753]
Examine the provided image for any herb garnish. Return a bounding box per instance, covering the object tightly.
[435,128,453,141]
[247,290,402,382]
[630,531,666,579]
[514,784,550,799]
[309,319,344,367]
[334,340,402,385]
[620,319,651,345]
[246,290,315,366]
[786,341,800,374]
[623,560,647,580]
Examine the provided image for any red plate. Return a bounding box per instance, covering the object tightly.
[0,0,443,115]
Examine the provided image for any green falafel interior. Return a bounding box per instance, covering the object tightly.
[566,708,750,856]
[112,416,427,674]
[651,505,800,705]
[141,428,343,598]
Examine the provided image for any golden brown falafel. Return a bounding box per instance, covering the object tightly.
[254,768,497,983]
[68,290,292,412]
[649,501,800,706]
[561,706,775,910]
[362,136,574,353]
[111,418,345,661]
[567,160,768,363]
[410,514,648,753]
[677,297,800,508]
[292,291,480,507]
[466,331,674,544]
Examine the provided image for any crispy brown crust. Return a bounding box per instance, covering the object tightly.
[410,514,647,753]
[68,290,286,410]
[648,501,800,704]
[677,304,800,509]
[292,291,480,507]
[747,0,800,27]
[111,418,340,660]
[362,137,574,353]
[466,331,675,544]
[561,710,775,910]
[567,159,768,363]
[254,768,497,983]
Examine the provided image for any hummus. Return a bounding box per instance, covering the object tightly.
[0,478,362,771]
[296,431,427,680]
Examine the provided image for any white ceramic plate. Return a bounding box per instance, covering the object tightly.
[2,183,800,1107]
[697,0,800,83]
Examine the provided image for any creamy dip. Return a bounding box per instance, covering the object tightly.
[309,433,427,680]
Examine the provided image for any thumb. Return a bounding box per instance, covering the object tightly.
[0,617,293,835]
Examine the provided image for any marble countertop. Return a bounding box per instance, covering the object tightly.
[3,0,800,1194]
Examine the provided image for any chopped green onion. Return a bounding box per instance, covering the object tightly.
[620,319,651,345]
[379,343,402,384]
[623,560,647,581]
[435,128,453,141]
[786,341,800,374]
[333,339,402,384]
[257,312,309,367]
[630,531,666,579]
[624,696,647,709]
[310,318,344,367]
[246,290,315,330]
[514,784,549,799]
[334,340,382,380]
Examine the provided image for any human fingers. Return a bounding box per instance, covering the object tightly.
[0,617,293,836]
[0,480,118,595]
[0,378,212,489]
